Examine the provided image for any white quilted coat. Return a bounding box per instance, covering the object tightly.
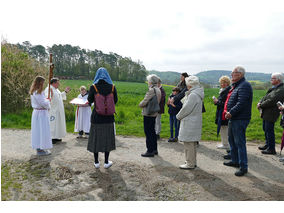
[176,85,204,142]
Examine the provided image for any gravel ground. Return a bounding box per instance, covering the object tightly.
[1,129,284,201]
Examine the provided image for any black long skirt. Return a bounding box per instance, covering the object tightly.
[87,123,116,153]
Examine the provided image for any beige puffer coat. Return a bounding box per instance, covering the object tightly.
[176,85,204,142]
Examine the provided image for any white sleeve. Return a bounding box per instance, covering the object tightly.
[35,93,50,109]
[61,90,67,100]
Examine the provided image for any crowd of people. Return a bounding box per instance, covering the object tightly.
[29,66,284,175]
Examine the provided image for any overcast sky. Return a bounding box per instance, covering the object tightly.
[1,0,284,74]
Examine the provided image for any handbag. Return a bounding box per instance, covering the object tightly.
[145,88,160,115]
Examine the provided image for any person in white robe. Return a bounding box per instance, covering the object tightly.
[44,77,70,144]
[74,86,92,138]
[30,76,52,156]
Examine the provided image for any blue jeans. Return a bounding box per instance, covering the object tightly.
[169,114,180,138]
[143,116,157,153]
[262,120,275,151]
[228,119,250,170]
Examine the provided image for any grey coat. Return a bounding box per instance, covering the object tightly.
[176,85,204,142]
[139,85,161,117]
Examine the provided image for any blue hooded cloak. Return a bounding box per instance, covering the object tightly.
[93,67,113,85]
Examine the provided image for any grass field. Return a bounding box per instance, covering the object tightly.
[2,80,283,143]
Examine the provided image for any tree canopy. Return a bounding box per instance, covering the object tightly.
[16,41,148,82]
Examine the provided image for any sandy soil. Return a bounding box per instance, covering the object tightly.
[1,129,284,201]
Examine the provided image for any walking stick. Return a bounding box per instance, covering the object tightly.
[48,53,54,99]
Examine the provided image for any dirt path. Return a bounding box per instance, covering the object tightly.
[1,129,284,201]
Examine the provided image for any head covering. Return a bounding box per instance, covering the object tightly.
[93,67,113,85]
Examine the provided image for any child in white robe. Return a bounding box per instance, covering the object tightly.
[74,86,92,138]
[30,76,52,156]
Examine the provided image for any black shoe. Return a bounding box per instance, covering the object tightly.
[261,149,276,155]
[141,152,154,157]
[226,150,230,153]
[223,154,231,160]
[153,150,158,155]
[235,168,248,176]
[156,134,160,140]
[52,138,62,144]
[168,138,174,142]
[258,145,268,150]
[223,161,240,168]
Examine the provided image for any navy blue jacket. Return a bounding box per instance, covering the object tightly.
[227,77,253,120]
[168,94,182,115]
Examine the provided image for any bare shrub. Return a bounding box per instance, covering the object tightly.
[1,41,48,113]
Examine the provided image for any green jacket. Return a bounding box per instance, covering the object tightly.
[259,83,284,123]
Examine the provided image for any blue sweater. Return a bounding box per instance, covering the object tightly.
[227,77,253,120]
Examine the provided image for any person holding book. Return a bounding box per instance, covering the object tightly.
[74,86,92,139]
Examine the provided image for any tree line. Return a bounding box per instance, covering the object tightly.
[16,41,148,82]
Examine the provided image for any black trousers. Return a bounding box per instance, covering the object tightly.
[143,116,157,153]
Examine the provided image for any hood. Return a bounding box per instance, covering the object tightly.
[93,67,113,85]
[186,85,204,100]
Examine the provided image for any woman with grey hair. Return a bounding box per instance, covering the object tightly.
[139,74,162,157]
[176,76,204,169]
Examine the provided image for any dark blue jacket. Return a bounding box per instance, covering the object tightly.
[168,94,182,115]
[227,77,253,120]
[215,86,231,125]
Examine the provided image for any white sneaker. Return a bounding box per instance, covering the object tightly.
[179,163,195,170]
[217,144,228,149]
[94,162,100,169]
[104,161,113,169]
[279,157,284,162]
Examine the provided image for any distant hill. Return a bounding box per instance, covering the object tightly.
[196,70,272,85]
[149,70,181,85]
[149,70,273,86]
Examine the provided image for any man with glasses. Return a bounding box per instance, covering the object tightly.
[257,73,284,155]
[223,66,253,176]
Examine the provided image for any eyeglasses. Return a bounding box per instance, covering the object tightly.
[231,72,241,75]
[271,78,277,80]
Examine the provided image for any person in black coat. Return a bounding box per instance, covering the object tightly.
[87,67,118,169]
[167,87,182,142]
[257,73,284,155]
[213,76,231,150]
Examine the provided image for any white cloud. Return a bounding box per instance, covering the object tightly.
[1,0,284,74]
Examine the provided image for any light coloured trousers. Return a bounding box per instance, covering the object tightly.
[220,125,229,147]
[184,142,197,167]
[155,114,162,135]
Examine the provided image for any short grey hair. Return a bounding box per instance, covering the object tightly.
[146,74,160,85]
[271,72,283,82]
[234,66,246,75]
[185,76,200,87]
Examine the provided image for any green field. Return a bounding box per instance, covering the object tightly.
[2,80,283,143]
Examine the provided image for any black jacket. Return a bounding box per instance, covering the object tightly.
[259,83,284,123]
[227,77,253,120]
[168,94,182,115]
[88,80,118,124]
[215,86,231,125]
